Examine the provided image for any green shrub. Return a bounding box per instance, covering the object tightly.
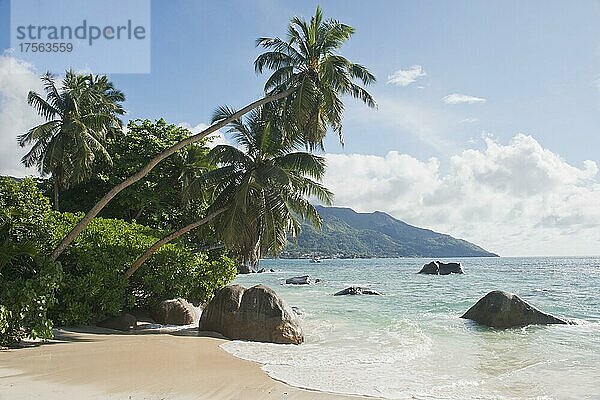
[0,177,62,346]
[0,177,236,329]
[134,252,236,308]
[0,241,62,346]
[50,213,236,325]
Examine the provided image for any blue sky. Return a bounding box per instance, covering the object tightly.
[1,1,599,255]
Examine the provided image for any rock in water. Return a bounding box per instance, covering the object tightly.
[199,284,303,344]
[334,286,382,296]
[461,290,568,328]
[152,298,197,325]
[285,275,310,285]
[97,312,137,331]
[418,261,464,275]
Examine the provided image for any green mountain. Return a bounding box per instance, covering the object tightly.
[281,205,498,258]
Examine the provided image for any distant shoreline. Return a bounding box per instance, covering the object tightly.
[274,253,500,260]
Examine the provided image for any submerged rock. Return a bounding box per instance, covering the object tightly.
[152,298,197,325]
[418,261,464,275]
[333,286,382,296]
[257,268,276,273]
[199,284,303,344]
[461,290,568,328]
[97,312,137,332]
[285,275,310,285]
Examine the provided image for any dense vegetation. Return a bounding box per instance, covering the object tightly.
[0,178,62,346]
[282,206,498,258]
[1,7,375,346]
[0,178,236,344]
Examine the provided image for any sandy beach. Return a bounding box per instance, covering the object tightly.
[0,328,360,400]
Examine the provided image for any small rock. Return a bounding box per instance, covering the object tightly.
[418,261,464,275]
[286,275,310,285]
[152,298,197,325]
[334,286,382,296]
[97,312,137,331]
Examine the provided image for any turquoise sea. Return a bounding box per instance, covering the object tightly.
[221,257,600,400]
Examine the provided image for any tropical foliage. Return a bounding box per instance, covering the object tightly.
[0,177,62,346]
[0,177,235,344]
[254,5,376,149]
[59,119,212,232]
[18,71,125,210]
[3,7,375,344]
[194,105,333,266]
[51,6,375,261]
[50,213,235,325]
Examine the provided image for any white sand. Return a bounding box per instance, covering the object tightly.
[0,328,365,400]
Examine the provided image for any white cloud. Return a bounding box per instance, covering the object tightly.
[442,93,487,104]
[459,117,479,123]
[0,54,44,177]
[323,134,600,256]
[387,65,426,87]
[346,96,458,153]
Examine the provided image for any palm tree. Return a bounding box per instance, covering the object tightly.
[18,71,125,210]
[124,105,332,278]
[255,6,376,149]
[52,6,374,260]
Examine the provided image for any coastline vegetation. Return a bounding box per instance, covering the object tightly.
[0,7,375,346]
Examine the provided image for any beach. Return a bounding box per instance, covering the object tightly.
[0,328,359,400]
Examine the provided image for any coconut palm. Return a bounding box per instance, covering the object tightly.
[255,5,376,149]
[52,7,374,260]
[18,71,125,210]
[124,105,332,278]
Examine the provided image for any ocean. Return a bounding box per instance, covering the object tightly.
[221,257,600,400]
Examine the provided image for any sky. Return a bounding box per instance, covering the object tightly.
[1,0,599,256]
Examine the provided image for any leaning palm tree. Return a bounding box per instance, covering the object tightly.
[124,105,332,278]
[52,6,375,261]
[18,71,125,210]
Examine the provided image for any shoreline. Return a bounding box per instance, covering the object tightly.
[0,328,364,400]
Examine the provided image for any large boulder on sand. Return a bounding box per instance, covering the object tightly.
[418,261,464,275]
[152,298,197,325]
[97,312,137,331]
[199,284,303,344]
[285,275,311,284]
[461,290,568,328]
[334,286,382,296]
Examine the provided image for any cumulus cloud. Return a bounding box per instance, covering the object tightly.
[442,93,487,104]
[387,65,426,87]
[0,54,44,177]
[323,134,600,256]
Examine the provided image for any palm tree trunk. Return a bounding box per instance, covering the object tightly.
[123,207,227,279]
[52,176,60,211]
[51,88,296,261]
